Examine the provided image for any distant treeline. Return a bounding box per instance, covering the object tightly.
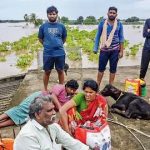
[0,15,146,25]
[0,20,24,23]
[57,16,146,25]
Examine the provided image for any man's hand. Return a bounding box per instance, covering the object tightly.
[119,51,123,58]
[147,29,150,32]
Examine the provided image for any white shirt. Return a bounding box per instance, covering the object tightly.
[14,119,89,150]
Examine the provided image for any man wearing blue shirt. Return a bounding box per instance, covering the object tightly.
[93,7,124,87]
[38,6,67,92]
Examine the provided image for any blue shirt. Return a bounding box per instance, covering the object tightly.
[38,22,67,56]
[94,19,124,52]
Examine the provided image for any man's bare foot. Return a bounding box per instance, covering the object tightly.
[42,90,49,96]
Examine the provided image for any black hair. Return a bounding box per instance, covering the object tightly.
[47,6,58,14]
[83,79,98,92]
[108,6,118,13]
[65,79,79,89]
[29,95,53,119]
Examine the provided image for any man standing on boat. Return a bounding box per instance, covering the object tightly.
[93,6,124,87]
[38,6,67,92]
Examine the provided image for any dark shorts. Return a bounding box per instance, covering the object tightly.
[98,50,119,73]
[43,55,65,71]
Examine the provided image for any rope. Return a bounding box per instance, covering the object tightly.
[127,127,150,138]
[107,118,147,150]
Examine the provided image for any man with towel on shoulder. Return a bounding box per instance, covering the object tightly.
[93,6,124,87]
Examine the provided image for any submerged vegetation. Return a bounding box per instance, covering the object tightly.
[0,25,143,69]
[130,44,141,56]
[0,57,6,62]
[67,49,81,61]
[66,27,97,61]
[17,54,33,69]
[124,39,142,57]
[0,33,42,68]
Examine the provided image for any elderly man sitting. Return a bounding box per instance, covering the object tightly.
[14,95,89,150]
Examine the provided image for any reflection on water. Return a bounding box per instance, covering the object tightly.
[0,24,146,78]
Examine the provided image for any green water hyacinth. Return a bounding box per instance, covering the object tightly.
[17,54,33,69]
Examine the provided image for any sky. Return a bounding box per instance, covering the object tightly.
[0,0,150,20]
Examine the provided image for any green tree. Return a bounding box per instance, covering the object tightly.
[76,16,84,24]
[24,14,29,25]
[125,16,140,22]
[83,16,97,25]
[97,16,104,23]
[34,19,43,26]
[25,13,43,27]
[61,16,69,24]
[29,13,37,24]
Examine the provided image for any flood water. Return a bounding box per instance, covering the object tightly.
[0,23,145,79]
[0,23,38,79]
[0,22,38,43]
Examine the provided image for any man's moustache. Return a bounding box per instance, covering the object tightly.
[50,114,56,122]
[109,16,115,20]
[50,19,56,22]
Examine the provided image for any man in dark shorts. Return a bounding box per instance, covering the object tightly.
[93,6,124,87]
[38,6,67,92]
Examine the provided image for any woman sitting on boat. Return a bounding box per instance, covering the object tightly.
[59,79,111,149]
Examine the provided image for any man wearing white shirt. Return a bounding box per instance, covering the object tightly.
[14,95,89,150]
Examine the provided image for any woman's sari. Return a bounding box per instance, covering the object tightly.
[68,95,107,125]
[67,95,111,150]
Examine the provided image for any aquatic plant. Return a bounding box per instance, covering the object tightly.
[16,53,34,68]
[0,25,143,70]
[88,53,99,62]
[0,57,6,62]
[130,44,140,56]
[0,42,12,52]
[124,39,130,49]
[12,38,29,51]
[66,47,81,61]
[67,51,81,61]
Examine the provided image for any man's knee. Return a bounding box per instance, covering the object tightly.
[44,70,51,76]
[110,63,117,73]
[57,69,64,74]
[110,70,116,74]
